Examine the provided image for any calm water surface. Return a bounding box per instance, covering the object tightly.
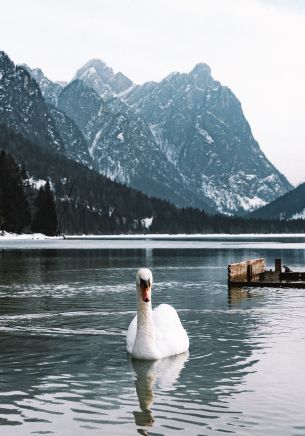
[0,237,305,435]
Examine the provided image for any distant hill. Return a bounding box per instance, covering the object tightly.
[250,183,305,220]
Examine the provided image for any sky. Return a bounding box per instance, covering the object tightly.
[0,0,304,185]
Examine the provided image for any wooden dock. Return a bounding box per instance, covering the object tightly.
[228,258,305,289]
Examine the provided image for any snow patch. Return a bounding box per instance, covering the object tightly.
[0,231,62,240]
[195,124,214,144]
[290,209,305,220]
[117,132,124,142]
[141,217,153,229]
[80,67,97,79]
[239,196,267,211]
[117,84,137,98]
[89,129,103,157]
[28,177,47,189]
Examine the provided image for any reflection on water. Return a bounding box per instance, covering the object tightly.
[131,353,188,429]
[0,244,304,434]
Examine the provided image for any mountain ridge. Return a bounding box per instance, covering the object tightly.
[1,50,293,215]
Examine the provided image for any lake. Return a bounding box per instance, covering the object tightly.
[0,236,305,435]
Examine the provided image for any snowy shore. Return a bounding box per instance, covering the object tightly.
[0,232,63,240]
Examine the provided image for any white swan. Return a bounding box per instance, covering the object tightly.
[126,268,189,360]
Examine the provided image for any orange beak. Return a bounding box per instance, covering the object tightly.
[140,285,151,302]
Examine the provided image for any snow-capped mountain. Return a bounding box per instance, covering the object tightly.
[10,51,292,215]
[56,80,212,210]
[73,58,292,214]
[123,63,292,214]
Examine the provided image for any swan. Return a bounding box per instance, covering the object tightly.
[126,268,189,360]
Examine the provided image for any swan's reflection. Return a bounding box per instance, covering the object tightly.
[130,352,189,429]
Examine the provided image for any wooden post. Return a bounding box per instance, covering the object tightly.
[275,258,282,273]
[247,264,252,282]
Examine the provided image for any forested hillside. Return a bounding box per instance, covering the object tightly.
[0,123,304,235]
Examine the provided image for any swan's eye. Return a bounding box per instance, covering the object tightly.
[140,278,150,289]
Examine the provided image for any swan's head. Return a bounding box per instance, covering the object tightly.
[136,268,153,303]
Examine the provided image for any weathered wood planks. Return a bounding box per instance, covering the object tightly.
[228,258,305,289]
[228,258,265,283]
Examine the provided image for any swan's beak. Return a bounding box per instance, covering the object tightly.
[141,287,151,303]
[140,279,151,302]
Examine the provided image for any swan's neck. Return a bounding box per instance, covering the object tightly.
[137,296,154,336]
[132,286,156,359]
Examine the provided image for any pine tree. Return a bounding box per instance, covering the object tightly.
[0,150,30,233]
[31,181,58,236]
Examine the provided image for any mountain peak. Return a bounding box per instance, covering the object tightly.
[188,63,212,89]
[76,59,114,80]
[190,63,211,76]
[74,59,133,97]
[0,50,14,70]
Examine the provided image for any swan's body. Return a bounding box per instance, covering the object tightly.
[126,268,189,360]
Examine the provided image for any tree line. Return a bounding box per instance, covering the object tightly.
[0,150,58,235]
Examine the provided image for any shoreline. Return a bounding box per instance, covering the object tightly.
[1,232,305,241]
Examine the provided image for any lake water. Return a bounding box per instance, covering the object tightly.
[0,236,305,435]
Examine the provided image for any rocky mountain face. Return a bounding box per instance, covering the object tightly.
[123,63,292,214]
[0,52,93,168]
[23,65,64,105]
[47,103,93,168]
[72,59,292,214]
[56,80,208,210]
[0,51,63,152]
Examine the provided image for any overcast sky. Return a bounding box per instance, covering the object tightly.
[1,0,304,185]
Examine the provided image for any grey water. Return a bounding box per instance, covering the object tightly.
[0,237,305,435]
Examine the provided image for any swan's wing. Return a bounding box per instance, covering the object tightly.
[153,303,181,327]
[153,304,189,357]
[126,315,137,354]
